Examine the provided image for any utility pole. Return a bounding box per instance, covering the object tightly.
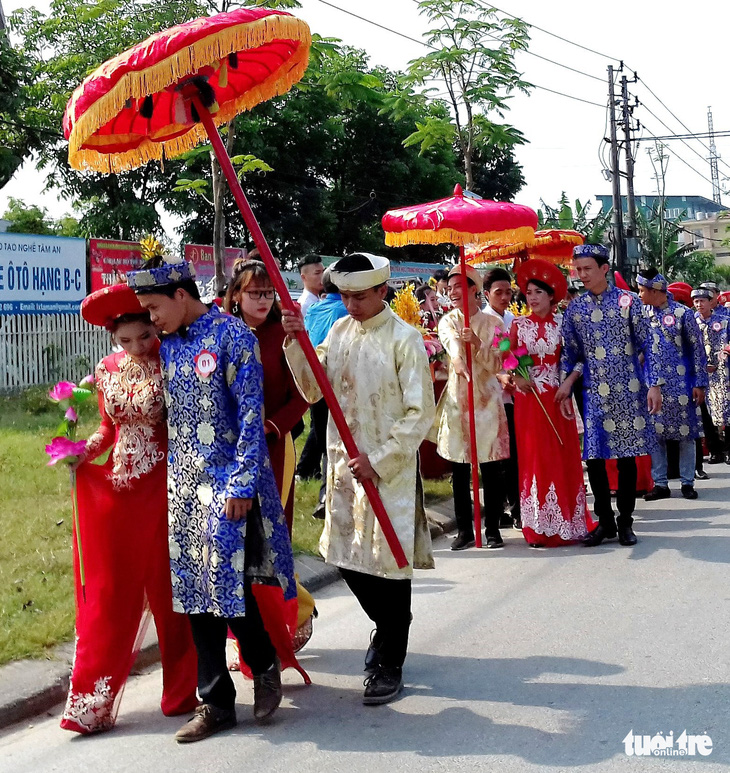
[708,106,722,204]
[621,74,639,281]
[607,65,625,273]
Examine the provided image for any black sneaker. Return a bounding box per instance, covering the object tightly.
[644,485,671,501]
[363,666,403,705]
[708,454,724,464]
[695,470,709,480]
[485,532,504,549]
[451,533,475,551]
[681,484,698,500]
[512,516,522,531]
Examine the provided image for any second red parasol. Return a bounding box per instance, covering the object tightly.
[383,185,537,547]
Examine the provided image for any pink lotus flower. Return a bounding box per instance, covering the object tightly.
[514,345,529,358]
[48,381,76,402]
[65,407,78,422]
[79,375,95,387]
[492,330,507,346]
[503,353,519,371]
[45,437,87,466]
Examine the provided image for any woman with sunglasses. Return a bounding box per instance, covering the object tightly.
[224,260,315,651]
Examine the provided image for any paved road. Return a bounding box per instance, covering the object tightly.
[3,469,730,772]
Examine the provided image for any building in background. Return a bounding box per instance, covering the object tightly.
[596,194,730,265]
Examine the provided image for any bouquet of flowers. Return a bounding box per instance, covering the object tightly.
[45,377,96,599]
[391,283,422,328]
[391,284,446,366]
[492,329,563,445]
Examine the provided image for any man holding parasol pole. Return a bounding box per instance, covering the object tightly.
[282,252,435,705]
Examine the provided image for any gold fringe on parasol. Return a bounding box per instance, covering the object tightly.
[384,225,536,249]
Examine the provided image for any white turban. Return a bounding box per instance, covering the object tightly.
[329,253,390,292]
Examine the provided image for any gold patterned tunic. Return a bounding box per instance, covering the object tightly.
[84,351,166,488]
[431,308,510,463]
[285,304,435,579]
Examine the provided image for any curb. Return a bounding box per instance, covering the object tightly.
[0,505,455,731]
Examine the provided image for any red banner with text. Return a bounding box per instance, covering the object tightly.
[89,239,144,291]
[183,244,245,287]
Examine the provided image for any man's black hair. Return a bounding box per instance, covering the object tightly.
[322,269,339,294]
[483,267,512,291]
[134,279,201,301]
[298,253,323,272]
[638,267,660,281]
[432,269,449,282]
[332,253,373,273]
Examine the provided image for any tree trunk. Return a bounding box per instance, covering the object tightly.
[210,122,237,297]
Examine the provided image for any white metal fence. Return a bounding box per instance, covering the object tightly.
[0,314,109,392]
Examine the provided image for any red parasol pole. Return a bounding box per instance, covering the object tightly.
[459,245,483,548]
[192,96,408,569]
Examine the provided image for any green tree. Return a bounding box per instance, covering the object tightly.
[397,0,531,192]
[635,204,695,278]
[163,42,461,265]
[6,0,204,240]
[538,193,612,243]
[2,197,81,236]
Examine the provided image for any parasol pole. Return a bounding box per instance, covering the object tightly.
[459,245,483,548]
[192,96,408,569]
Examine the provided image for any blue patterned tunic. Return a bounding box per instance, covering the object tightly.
[642,300,707,441]
[560,285,660,460]
[160,306,295,617]
[696,310,730,428]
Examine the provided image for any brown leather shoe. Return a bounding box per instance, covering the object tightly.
[174,704,236,743]
[253,661,282,721]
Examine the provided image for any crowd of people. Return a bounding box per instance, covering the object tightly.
[58,243,730,743]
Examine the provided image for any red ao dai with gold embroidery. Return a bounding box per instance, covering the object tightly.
[512,314,594,546]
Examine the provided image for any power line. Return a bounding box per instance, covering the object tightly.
[311,0,605,106]
[642,123,716,188]
[640,102,726,181]
[637,77,730,177]
[485,2,623,64]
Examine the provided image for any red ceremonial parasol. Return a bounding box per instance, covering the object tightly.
[383,185,538,547]
[465,229,584,268]
[63,8,408,568]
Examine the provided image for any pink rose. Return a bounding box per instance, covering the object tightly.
[503,353,519,371]
[48,381,76,402]
[45,437,87,466]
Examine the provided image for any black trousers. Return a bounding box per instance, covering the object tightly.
[503,403,520,518]
[585,457,637,530]
[452,460,506,538]
[296,398,329,479]
[700,402,724,457]
[188,589,275,711]
[340,568,411,669]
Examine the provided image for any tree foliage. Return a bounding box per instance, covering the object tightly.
[538,193,612,243]
[5,0,205,239]
[2,197,81,236]
[397,0,531,191]
[3,0,528,263]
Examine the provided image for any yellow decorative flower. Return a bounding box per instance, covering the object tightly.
[391,284,423,329]
[139,234,164,262]
[508,300,530,317]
